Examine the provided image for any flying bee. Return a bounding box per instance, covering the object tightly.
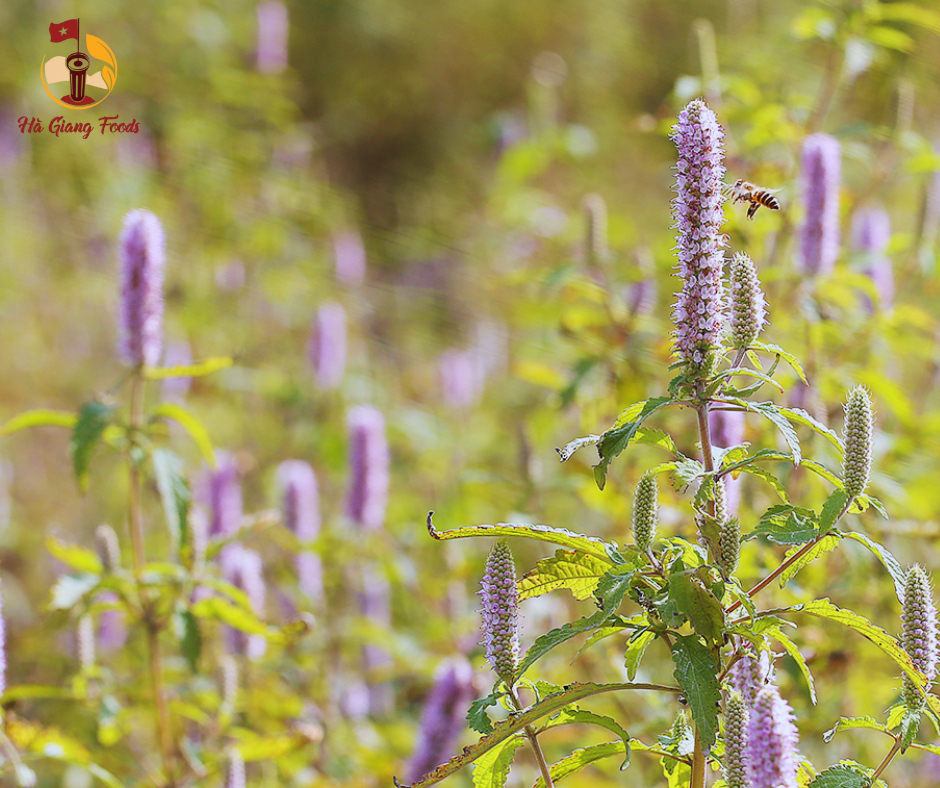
[724,179,781,221]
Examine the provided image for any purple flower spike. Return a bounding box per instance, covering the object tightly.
[746,686,799,788]
[406,659,477,784]
[902,564,938,710]
[439,349,483,411]
[118,209,166,367]
[221,545,267,661]
[479,541,520,685]
[670,99,727,373]
[799,134,841,276]
[256,0,288,75]
[208,452,242,539]
[346,406,389,530]
[308,302,346,390]
[227,749,245,788]
[334,231,367,286]
[728,650,772,707]
[277,460,323,601]
[852,207,893,309]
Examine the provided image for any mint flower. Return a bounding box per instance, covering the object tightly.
[632,474,658,551]
[207,451,242,538]
[277,460,322,601]
[346,406,390,531]
[308,302,347,390]
[902,564,938,711]
[670,98,727,373]
[118,209,166,367]
[227,749,245,788]
[798,134,841,276]
[728,252,767,349]
[852,207,893,310]
[841,386,873,502]
[746,685,799,788]
[728,650,771,707]
[479,541,520,685]
[723,692,749,788]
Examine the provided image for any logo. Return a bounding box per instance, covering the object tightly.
[40,18,117,109]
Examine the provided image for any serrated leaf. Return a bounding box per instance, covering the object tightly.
[734,464,789,502]
[671,457,706,489]
[807,763,873,788]
[71,401,116,490]
[144,356,233,380]
[801,458,843,488]
[749,401,802,464]
[789,598,929,697]
[516,610,608,680]
[406,682,674,788]
[840,532,905,604]
[593,397,674,489]
[518,550,614,601]
[724,367,784,392]
[765,627,816,704]
[624,630,656,680]
[176,609,201,672]
[49,574,99,611]
[856,493,888,519]
[539,709,631,769]
[152,448,191,553]
[534,741,629,787]
[151,402,215,466]
[819,490,849,535]
[752,505,818,545]
[778,407,843,455]
[779,536,840,587]
[0,409,77,436]
[426,514,615,560]
[670,635,721,750]
[468,691,504,735]
[753,341,806,383]
[45,536,103,574]
[822,716,888,743]
[472,737,526,788]
[634,427,678,455]
[667,574,724,644]
[899,708,921,750]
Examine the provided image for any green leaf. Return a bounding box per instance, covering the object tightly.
[190,596,270,637]
[822,716,889,743]
[176,609,201,672]
[534,742,629,787]
[426,513,615,560]
[855,493,888,519]
[0,684,76,702]
[143,355,233,380]
[236,732,309,762]
[876,1,940,32]
[751,505,818,545]
[49,574,99,611]
[624,630,656,681]
[898,708,921,751]
[0,409,77,436]
[670,635,721,750]
[734,464,789,502]
[516,609,608,680]
[406,682,674,788]
[666,573,724,644]
[150,402,215,466]
[748,401,802,464]
[556,434,600,462]
[865,25,915,51]
[664,758,693,788]
[71,401,116,490]
[779,536,840,587]
[801,458,843,488]
[789,598,929,697]
[819,490,849,535]
[777,407,843,456]
[807,763,874,788]
[468,691,504,735]
[152,448,191,553]
[539,709,631,769]
[518,549,615,601]
[840,532,906,604]
[633,427,678,455]
[593,397,674,489]
[723,367,784,392]
[765,627,816,704]
[471,737,526,788]
[671,457,706,490]
[45,536,103,574]
[753,341,807,383]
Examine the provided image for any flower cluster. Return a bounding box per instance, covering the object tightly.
[747,686,799,788]
[902,564,938,711]
[841,386,873,502]
[728,252,767,349]
[670,98,727,373]
[118,209,166,367]
[723,692,749,788]
[799,133,841,275]
[632,474,658,551]
[308,302,347,390]
[479,541,519,685]
[277,460,323,601]
[852,207,893,309]
[346,406,390,530]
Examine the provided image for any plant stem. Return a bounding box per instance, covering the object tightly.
[128,371,176,787]
[690,731,705,788]
[508,687,555,788]
[870,738,902,782]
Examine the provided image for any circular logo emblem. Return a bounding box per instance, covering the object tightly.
[41,26,117,110]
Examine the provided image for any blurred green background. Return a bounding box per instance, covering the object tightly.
[3,0,940,785]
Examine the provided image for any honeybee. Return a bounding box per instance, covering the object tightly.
[725,179,781,221]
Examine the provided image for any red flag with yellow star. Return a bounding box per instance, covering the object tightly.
[49,19,79,43]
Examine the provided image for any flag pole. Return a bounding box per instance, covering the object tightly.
[77,18,81,54]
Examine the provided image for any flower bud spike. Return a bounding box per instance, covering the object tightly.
[94,524,121,573]
[632,475,658,551]
[479,541,519,686]
[746,685,799,788]
[901,564,938,711]
[723,692,749,788]
[841,386,873,502]
[729,252,767,349]
[717,516,740,579]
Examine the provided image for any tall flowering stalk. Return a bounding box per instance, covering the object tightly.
[671,98,727,374]
[346,406,389,530]
[479,541,520,686]
[728,252,767,351]
[799,134,841,276]
[723,693,748,788]
[746,686,799,788]
[405,659,477,784]
[308,302,347,390]
[118,210,166,368]
[901,564,938,711]
[852,207,893,309]
[208,452,243,539]
[841,386,873,503]
[277,460,323,601]
[632,475,658,551]
[221,545,267,661]
[255,0,288,74]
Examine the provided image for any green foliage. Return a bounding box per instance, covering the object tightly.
[670,636,721,751]
[71,400,117,490]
